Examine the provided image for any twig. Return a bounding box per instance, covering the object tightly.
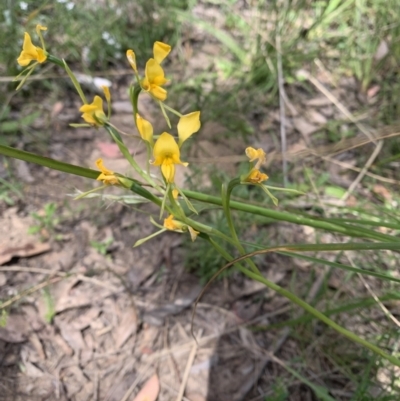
[298,68,377,145]
[0,277,63,310]
[341,140,383,201]
[174,336,199,401]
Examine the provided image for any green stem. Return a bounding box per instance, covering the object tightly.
[105,124,164,193]
[1,144,398,243]
[206,237,400,366]
[182,190,398,242]
[222,179,260,273]
[0,145,99,179]
[162,103,183,117]
[240,267,400,367]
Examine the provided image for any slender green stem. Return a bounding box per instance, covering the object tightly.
[240,267,400,367]
[206,237,400,366]
[105,124,164,193]
[1,143,399,244]
[0,145,99,179]
[162,103,183,117]
[222,179,260,274]
[182,189,399,242]
[47,54,66,68]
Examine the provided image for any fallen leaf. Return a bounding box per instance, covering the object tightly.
[293,117,319,137]
[0,242,51,265]
[0,313,31,343]
[113,309,138,349]
[132,374,160,401]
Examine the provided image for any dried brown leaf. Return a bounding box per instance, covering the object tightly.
[0,242,51,265]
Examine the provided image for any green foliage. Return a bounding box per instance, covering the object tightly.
[28,202,61,239]
[90,237,114,256]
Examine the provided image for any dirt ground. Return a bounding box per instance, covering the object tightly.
[0,14,397,401]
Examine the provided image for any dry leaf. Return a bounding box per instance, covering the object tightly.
[113,309,138,349]
[0,314,32,343]
[0,242,51,265]
[132,374,160,401]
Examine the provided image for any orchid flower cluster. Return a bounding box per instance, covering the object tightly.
[16,25,272,247]
[11,24,400,368]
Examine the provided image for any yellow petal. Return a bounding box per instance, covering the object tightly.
[149,85,167,101]
[36,24,47,34]
[126,49,137,72]
[97,173,119,185]
[80,96,105,125]
[102,85,111,103]
[136,114,153,143]
[36,48,47,63]
[153,133,181,165]
[245,147,266,163]
[17,33,38,66]
[145,59,165,84]
[245,168,269,184]
[172,189,179,199]
[177,111,201,146]
[188,226,200,242]
[161,162,175,183]
[164,215,178,230]
[153,41,171,64]
[96,158,114,175]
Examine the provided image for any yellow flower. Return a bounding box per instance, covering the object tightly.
[95,159,119,185]
[141,59,168,101]
[136,114,154,144]
[153,133,188,183]
[163,214,182,231]
[246,147,266,169]
[141,42,171,101]
[79,96,107,126]
[244,168,269,184]
[163,215,199,242]
[17,32,47,66]
[177,111,201,147]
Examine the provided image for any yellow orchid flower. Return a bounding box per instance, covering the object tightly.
[136,114,154,144]
[141,59,168,101]
[163,215,199,242]
[177,111,201,147]
[246,147,266,170]
[243,168,269,184]
[96,159,119,185]
[142,41,171,101]
[126,41,171,101]
[79,96,107,126]
[17,32,47,66]
[153,133,188,183]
